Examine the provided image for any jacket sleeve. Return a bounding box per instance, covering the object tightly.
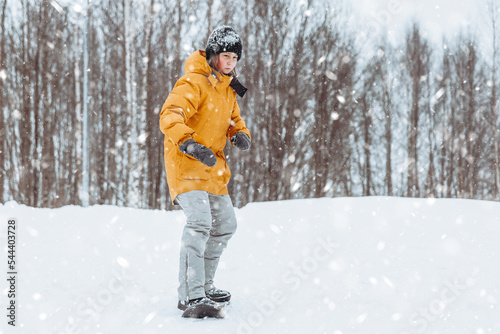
[227,99,251,142]
[159,77,200,145]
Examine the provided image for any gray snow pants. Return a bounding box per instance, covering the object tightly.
[176,190,237,302]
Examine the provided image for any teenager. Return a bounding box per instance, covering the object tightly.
[159,26,251,318]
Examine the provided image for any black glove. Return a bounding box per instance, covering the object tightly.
[179,139,217,167]
[231,132,251,151]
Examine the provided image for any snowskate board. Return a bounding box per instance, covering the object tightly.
[180,297,226,319]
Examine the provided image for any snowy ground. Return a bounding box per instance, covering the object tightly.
[0,196,499,334]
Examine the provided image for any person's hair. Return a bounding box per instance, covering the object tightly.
[208,54,238,77]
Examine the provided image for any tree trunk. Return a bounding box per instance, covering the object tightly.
[0,0,7,201]
[488,0,500,199]
[74,22,83,204]
[405,25,429,197]
[466,46,476,198]
[19,0,34,205]
[382,78,393,196]
[144,0,160,209]
[408,72,420,197]
[447,104,456,197]
[361,96,372,196]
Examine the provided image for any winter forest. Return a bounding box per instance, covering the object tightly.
[1,0,500,209]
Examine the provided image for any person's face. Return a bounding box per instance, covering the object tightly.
[216,52,238,74]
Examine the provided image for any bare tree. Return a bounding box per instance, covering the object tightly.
[488,0,500,198]
[359,93,373,196]
[142,0,160,208]
[380,43,394,196]
[0,0,7,199]
[404,24,430,197]
[424,72,437,197]
[356,39,395,197]
[453,38,480,198]
[305,5,356,199]
[435,42,453,197]
[356,58,377,196]
[279,9,311,200]
[18,0,35,205]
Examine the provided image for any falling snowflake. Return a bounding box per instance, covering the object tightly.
[137,133,149,144]
[50,0,64,14]
[326,70,337,81]
[116,257,129,268]
[434,88,445,100]
[317,55,326,65]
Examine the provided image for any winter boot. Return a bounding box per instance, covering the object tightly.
[181,297,225,319]
[177,300,188,311]
[178,288,231,310]
[205,287,231,303]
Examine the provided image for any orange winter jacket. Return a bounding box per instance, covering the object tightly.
[159,50,251,203]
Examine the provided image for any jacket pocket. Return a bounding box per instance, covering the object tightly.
[177,154,211,181]
[217,155,231,185]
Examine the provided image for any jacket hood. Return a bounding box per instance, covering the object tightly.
[184,50,232,89]
[184,50,212,76]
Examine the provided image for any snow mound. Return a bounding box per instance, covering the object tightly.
[0,197,499,333]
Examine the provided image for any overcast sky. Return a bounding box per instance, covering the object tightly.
[349,0,491,46]
[51,0,495,51]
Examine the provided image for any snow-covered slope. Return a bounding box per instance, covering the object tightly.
[1,197,499,334]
